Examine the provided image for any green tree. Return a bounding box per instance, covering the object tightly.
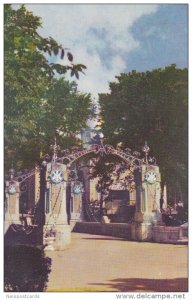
[99,65,188,206]
[4,4,90,170]
[37,78,92,153]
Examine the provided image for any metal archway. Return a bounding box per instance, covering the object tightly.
[48,141,156,169]
[42,140,157,223]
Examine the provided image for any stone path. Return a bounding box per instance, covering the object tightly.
[45,232,188,292]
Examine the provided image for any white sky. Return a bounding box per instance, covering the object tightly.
[24,4,158,97]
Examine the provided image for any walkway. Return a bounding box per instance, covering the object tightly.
[45,232,188,292]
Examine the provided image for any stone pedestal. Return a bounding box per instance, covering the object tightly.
[44,162,71,250]
[70,212,81,230]
[131,221,153,241]
[70,182,83,230]
[4,180,20,234]
[132,211,162,241]
[132,164,164,241]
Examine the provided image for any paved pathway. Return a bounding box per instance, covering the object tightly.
[45,232,188,292]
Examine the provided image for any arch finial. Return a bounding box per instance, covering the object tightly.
[142,141,150,164]
[50,137,60,163]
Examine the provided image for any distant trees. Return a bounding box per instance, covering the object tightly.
[99,65,188,206]
[4,4,92,170]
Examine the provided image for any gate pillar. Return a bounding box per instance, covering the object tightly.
[43,162,71,250]
[70,181,83,229]
[4,179,20,233]
[132,164,163,241]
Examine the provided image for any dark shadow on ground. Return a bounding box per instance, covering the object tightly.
[4,245,52,292]
[89,277,188,292]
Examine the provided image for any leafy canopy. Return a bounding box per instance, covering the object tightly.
[4,4,91,170]
[99,65,188,202]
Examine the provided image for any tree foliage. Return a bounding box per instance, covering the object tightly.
[38,78,92,152]
[4,4,91,170]
[99,65,188,203]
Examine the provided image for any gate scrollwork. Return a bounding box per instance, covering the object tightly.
[45,141,155,170]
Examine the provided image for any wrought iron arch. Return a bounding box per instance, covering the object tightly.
[50,142,156,170]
